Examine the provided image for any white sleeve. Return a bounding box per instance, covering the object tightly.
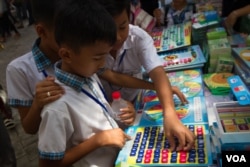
[6,62,34,106]
[136,30,163,73]
[38,102,74,160]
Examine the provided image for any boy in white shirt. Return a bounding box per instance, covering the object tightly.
[96,0,195,151]
[38,0,130,166]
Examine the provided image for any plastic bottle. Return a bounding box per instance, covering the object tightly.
[111,91,127,121]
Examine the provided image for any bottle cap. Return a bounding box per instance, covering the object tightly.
[112,91,121,100]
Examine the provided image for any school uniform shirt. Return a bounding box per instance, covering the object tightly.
[38,61,119,167]
[100,24,163,102]
[165,4,194,27]
[6,38,55,107]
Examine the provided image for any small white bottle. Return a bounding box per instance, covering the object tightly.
[111,91,127,121]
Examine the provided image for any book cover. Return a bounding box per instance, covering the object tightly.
[159,45,206,71]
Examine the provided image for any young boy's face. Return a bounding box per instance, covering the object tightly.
[61,41,112,78]
[112,9,129,51]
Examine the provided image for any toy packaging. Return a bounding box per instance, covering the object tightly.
[211,101,250,152]
[203,73,233,95]
[159,45,206,71]
[151,22,191,52]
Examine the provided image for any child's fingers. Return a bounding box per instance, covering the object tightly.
[124,133,131,141]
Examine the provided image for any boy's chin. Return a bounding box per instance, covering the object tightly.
[112,43,123,51]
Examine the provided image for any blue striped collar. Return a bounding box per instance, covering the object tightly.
[54,61,91,92]
[32,38,53,72]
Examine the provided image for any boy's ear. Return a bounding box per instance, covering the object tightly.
[58,47,72,63]
[35,23,47,38]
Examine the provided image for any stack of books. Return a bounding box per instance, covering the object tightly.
[207,38,233,73]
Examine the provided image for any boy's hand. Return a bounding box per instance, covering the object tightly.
[171,86,188,104]
[119,101,136,126]
[34,76,65,109]
[164,112,195,151]
[96,128,131,148]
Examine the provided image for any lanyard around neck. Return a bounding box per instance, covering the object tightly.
[118,50,127,66]
[42,69,115,127]
[81,85,117,129]
[80,87,108,113]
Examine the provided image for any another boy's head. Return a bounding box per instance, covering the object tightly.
[95,0,130,51]
[54,0,116,78]
[172,0,187,10]
[31,0,60,55]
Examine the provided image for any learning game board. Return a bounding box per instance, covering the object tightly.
[139,96,208,126]
[137,69,204,110]
[158,45,206,71]
[151,22,191,52]
[115,95,212,166]
[115,124,212,167]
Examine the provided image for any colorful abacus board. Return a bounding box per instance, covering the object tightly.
[140,96,208,126]
[213,102,250,145]
[115,125,213,167]
[159,45,206,72]
[151,22,191,53]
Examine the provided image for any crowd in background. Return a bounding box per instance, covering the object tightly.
[0,0,34,43]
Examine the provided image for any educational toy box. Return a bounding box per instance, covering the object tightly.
[115,96,213,166]
[159,45,206,72]
[212,101,250,152]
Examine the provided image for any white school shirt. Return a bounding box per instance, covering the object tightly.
[39,62,119,167]
[6,39,55,107]
[100,24,163,102]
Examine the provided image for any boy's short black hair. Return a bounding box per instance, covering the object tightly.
[54,0,117,52]
[31,0,58,28]
[94,0,130,18]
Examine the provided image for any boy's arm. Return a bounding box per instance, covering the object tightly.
[225,5,250,30]
[17,77,64,134]
[99,69,188,103]
[39,134,101,167]
[39,128,130,167]
[99,69,154,90]
[149,66,195,151]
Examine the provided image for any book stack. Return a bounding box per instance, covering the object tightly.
[207,38,233,73]
[195,0,223,16]
[191,10,220,46]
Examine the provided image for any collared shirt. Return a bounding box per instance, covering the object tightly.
[166,4,193,27]
[39,61,118,167]
[6,38,55,107]
[100,24,163,102]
